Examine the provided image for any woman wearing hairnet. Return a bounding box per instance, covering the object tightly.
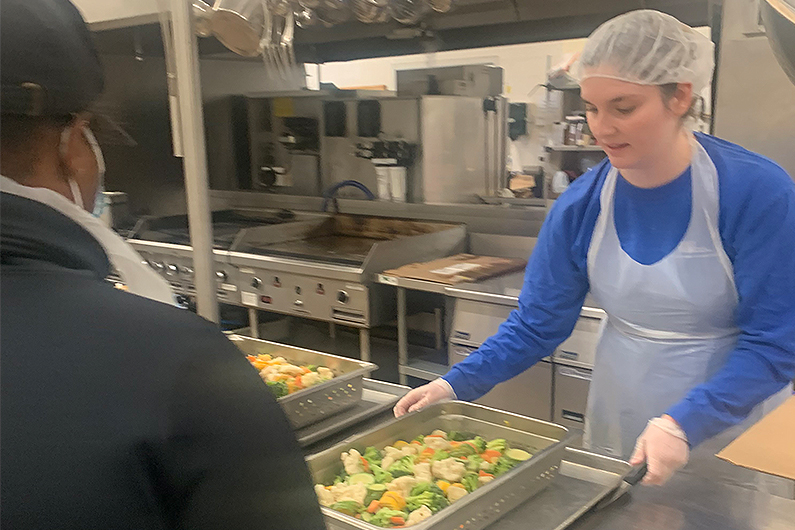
[395,10,795,494]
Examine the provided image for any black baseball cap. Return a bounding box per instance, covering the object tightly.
[1,0,135,145]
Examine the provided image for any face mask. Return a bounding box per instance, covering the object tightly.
[61,125,106,217]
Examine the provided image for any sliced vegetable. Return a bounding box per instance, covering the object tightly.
[505,448,532,461]
[378,491,406,510]
[485,438,507,453]
[435,480,450,493]
[365,483,388,505]
[482,449,502,463]
[461,472,479,493]
[393,440,409,449]
[370,508,408,528]
[367,500,381,513]
[390,516,406,525]
[349,473,375,486]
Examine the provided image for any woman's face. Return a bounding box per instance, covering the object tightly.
[580,76,690,171]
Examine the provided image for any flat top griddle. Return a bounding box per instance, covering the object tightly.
[134,209,297,249]
[232,214,458,267]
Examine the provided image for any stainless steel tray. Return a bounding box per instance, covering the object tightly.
[297,379,410,449]
[227,334,376,429]
[306,401,575,530]
[486,447,632,530]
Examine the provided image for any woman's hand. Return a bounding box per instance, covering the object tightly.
[393,379,455,417]
[630,415,690,485]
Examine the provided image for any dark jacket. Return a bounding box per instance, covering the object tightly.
[1,192,326,530]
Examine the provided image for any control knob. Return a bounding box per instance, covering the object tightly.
[336,290,349,304]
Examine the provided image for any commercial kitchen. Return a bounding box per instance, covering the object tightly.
[5,0,795,529]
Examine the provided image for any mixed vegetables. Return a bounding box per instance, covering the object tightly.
[314,429,532,527]
[246,353,335,398]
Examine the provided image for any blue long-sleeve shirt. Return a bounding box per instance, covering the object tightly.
[444,133,795,448]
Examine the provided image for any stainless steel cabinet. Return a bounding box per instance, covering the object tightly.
[450,341,553,421]
[553,364,592,436]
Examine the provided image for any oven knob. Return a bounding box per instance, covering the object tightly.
[215,270,227,282]
[251,277,262,289]
[182,266,194,278]
[166,264,179,276]
[336,290,349,304]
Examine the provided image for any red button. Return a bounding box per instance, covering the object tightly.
[261,296,272,304]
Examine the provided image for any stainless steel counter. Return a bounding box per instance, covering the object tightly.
[547,473,795,530]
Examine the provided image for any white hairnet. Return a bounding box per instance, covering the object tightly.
[573,10,715,93]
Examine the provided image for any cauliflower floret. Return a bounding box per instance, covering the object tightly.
[478,475,495,487]
[479,460,493,472]
[315,484,335,507]
[413,462,432,483]
[264,372,282,382]
[430,430,447,438]
[381,446,403,470]
[424,436,451,452]
[446,484,468,503]
[259,365,277,377]
[278,364,305,376]
[330,483,367,505]
[341,449,365,475]
[401,444,420,457]
[271,356,287,364]
[406,505,433,525]
[387,476,418,499]
[431,458,466,483]
[301,371,322,387]
[381,455,396,471]
[317,366,334,380]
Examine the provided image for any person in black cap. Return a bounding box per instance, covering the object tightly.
[1,2,327,529]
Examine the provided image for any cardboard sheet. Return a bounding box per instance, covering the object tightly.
[383,254,527,285]
[716,395,795,481]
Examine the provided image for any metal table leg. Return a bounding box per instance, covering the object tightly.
[397,287,408,385]
[248,307,259,339]
[434,307,444,351]
[359,327,371,363]
[329,322,337,339]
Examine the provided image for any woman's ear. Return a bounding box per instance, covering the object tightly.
[669,83,694,119]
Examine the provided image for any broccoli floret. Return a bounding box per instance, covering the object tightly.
[307,364,319,372]
[449,442,477,458]
[387,455,415,478]
[370,464,393,484]
[429,450,450,463]
[485,438,507,453]
[471,436,487,453]
[369,508,408,527]
[461,472,479,493]
[363,446,383,467]
[410,481,445,497]
[465,454,484,472]
[447,430,465,442]
[492,456,519,477]
[265,380,289,398]
[406,490,449,513]
[412,434,425,443]
[330,500,363,516]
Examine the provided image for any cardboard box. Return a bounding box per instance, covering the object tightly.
[383,254,526,285]
[716,394,795,481]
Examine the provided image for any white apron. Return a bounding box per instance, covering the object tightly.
[1,176,175,306]
[583,138,792,496]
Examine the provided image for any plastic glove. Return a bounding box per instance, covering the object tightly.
[630,415,690,486]
[393,378,455,417]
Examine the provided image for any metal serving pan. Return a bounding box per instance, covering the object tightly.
[227,334,376,429]
[306,401,576,530]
